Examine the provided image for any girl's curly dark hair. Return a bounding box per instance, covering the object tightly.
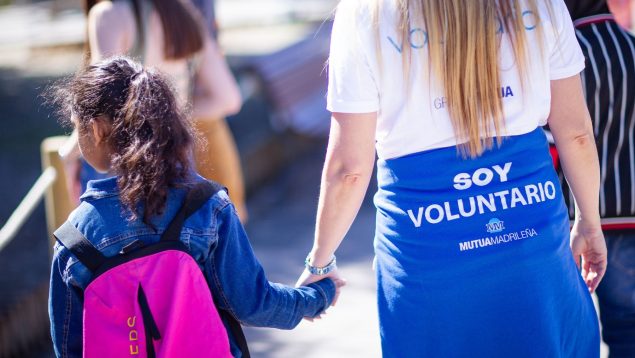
[53,56,196,223]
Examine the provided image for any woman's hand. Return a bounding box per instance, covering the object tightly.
[570,219,607,293]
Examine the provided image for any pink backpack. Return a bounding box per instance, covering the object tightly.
[54,181,250,358]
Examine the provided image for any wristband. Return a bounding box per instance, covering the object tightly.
[305,255,337,275]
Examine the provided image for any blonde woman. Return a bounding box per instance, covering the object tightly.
[297,0,607,355]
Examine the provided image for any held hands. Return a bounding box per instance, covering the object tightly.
[296,267,346,322]
[570,218,607,293]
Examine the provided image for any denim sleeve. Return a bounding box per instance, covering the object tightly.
[49,245,84,358]
[206,204,336,329]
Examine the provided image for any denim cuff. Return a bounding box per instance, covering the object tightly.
[308,278,336,314]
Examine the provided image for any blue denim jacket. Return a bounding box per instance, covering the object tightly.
[49,176,335,358]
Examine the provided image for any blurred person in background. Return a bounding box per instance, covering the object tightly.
[186,0,249,219]
[63,0,248,222]
[560,1,635,356]
[297,0,607,356]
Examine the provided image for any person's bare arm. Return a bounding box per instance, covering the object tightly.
[192,37,242,120]
[87,1,134,62]
[296,112,376,288]
[548,74,607,293]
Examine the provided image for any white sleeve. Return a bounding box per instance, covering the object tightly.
[549,0,586,80]
[326,0,380,113]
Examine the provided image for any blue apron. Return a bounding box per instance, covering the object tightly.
[373,128,599,357]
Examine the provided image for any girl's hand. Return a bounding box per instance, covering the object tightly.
[297,268,346,321]
[570,219,607,293]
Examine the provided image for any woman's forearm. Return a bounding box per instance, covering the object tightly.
[192,95,241,120]
[309,157,374,266]
[554,125,601,224]
[195,37,243,120]
[548,75,601,225]
[308,113,377,267]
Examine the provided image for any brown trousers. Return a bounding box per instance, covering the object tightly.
[194,118,247,223]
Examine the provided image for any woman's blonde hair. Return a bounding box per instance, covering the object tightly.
[377,0,545,157]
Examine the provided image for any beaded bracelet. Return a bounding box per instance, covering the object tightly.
[305,255,337,275]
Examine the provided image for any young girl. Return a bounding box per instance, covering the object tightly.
[49,57,342,357]
[298,0,606,356]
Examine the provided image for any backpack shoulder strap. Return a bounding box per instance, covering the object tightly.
[53,221,107,273]
[160,180,224,242]
[220,310,251,358]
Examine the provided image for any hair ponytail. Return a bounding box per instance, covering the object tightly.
[113,64,195,223]
[52,56,196,223]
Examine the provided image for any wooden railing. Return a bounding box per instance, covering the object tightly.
[0,136,73,252]
[0,135,73,358]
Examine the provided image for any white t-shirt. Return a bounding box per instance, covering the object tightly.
[326,0,585,160]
